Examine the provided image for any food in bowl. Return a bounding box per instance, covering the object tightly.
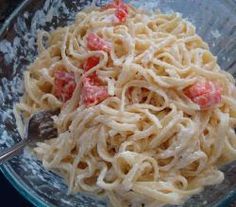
[14,0,236,206]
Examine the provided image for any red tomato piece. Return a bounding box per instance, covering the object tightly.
[184,81,215,99]
[83,56,100,72]
[83,56,101,85]
[81,56,108,107]
[115,7,128,23]
[192,89,221,109]
[85,73,101,86]
[184,80,222,109]
[102,0,128,23]
[86,33,111,52]
[54,71,76,102]
[81,77,109,107]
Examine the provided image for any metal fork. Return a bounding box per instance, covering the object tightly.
[0,110,59,165]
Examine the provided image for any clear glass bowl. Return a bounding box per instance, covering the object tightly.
[0,0,236,206]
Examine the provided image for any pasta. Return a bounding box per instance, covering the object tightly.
[14,1,236,206]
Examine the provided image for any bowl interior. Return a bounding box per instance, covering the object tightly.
[0,0,236,206]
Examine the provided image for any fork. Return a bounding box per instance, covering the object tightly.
[0,110,59,165]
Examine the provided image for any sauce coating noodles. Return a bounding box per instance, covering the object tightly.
[15,2,236,207]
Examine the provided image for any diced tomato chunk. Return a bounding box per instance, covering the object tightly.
[192,90,221,109]
[115,7,128,23]
[83,56,101,85]
[102,0,129,23]
[184,80,222,109]
[184,81,215,99]
[54,71,76,102]
[81,77,109,107]
[86,33,111,52]
[81,56,108,106]
[83,56,100,72]
[86,73,101,86]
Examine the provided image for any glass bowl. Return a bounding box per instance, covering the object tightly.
[0,0,236,206]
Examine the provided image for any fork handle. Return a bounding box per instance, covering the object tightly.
[0,139,29,165]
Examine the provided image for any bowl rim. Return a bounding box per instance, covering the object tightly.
[0,0,236,206]
[1,164,50,207]
[0,0,28,38]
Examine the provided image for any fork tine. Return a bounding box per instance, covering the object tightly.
[26,110,59,141]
